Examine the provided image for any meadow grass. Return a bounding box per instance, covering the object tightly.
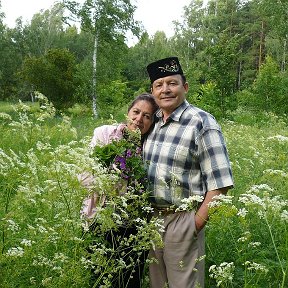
[0,99,287,287]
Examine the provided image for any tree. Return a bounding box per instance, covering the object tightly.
[63,0,140,118]
[206,34,239,117]
[258,0,288,72]
[0,11,22,100]
[21,48,78,110]
[125,30,174,93]
[252,55,287,114]
[11,3,65,57]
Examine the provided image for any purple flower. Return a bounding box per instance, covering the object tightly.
[126,149,132,158]
[135,147,142,155]
[115,155,127,170]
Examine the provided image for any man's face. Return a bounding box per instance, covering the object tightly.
[151,74,188,116]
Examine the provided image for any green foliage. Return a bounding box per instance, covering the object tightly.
[67,103,92,117]
[0,99,288,287]
[188,82,231,120]
[125,31,174,91]
[21,48,78,110]
[97,80,128,119]
[252,56,288,114]
[0,25,22,100]
[205,115,288,287]
[0,98,163,287]
[2,0,288,118]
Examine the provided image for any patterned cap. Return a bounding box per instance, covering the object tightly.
[146,57,183,83]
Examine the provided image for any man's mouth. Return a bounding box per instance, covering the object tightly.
[161,95,175,100]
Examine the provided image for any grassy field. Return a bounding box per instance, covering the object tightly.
[0,99,287,287]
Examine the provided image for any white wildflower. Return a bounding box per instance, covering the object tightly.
[280,210,288,222]
[142,206,154,213]
[6,247,24,257]
[209,262,235,287]
[208,194,234,208]
[71,237,84,242]
[263,169,287,178]
[41,277,52,286]
[239,193,264,207]
[175,195,204,212]
[264,196,287,212]
[258,210,265,219]
[54,252,68,263]
[6,219,19,232]
[52,266,62,271]
[247,184,274,194]
[237,208,248,217]
[248,242,261,248]
[134,217,145,225]
[37,224,48,233]
[21,239,34,247]
[36,141,52,151]
[32,255,53,267]
[36,218,47,223]
[244,261,268,273]
[29,198,37,204]
[27,224,36,230]
[237,231,251,242]
[267,135,288,142]
[0,112,12,121]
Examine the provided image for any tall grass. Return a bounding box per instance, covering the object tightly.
[205,112,288,287]
[0,99,287,287]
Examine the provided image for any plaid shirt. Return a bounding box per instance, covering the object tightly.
[143,100,234,207]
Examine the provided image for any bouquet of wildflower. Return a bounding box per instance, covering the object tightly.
[87,127,153,230]
[92,127,148,194]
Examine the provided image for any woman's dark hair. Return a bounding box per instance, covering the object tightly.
[128,93,158,114]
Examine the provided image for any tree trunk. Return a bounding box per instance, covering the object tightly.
[92,32,99,119]
[282,37,286,72]
[31,91,35,102]
[237,60,242,89]
[258,20,264,71]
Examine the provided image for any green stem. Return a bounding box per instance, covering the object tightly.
[264,215,286,287]
[54,162,74,230]
[1,186,14,254]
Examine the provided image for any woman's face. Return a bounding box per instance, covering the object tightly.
[127,100,154,135]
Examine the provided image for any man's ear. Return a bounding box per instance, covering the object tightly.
[184,82,189,93]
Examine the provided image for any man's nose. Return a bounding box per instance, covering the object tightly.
[162,82,170,93]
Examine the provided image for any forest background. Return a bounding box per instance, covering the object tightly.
[0,0,288,119]
[0,0,287,287]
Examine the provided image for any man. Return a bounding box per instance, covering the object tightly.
[143,57,234,288]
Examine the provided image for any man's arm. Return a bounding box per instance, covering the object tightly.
[195,187,228,232]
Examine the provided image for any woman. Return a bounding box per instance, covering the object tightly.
[80,93,158,287]
[81,93,158,219]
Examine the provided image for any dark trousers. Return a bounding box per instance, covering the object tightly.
[105,225,147,288]
[88,225,147,288]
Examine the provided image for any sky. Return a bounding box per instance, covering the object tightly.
[1,0,192,45]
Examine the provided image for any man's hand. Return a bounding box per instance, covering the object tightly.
[195,188,228,232]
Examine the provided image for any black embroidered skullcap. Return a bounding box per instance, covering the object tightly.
[146,57,184,83]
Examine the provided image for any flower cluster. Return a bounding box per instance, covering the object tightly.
[92,128,147,194]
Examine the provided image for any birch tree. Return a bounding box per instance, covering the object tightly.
[63,0,139,118]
